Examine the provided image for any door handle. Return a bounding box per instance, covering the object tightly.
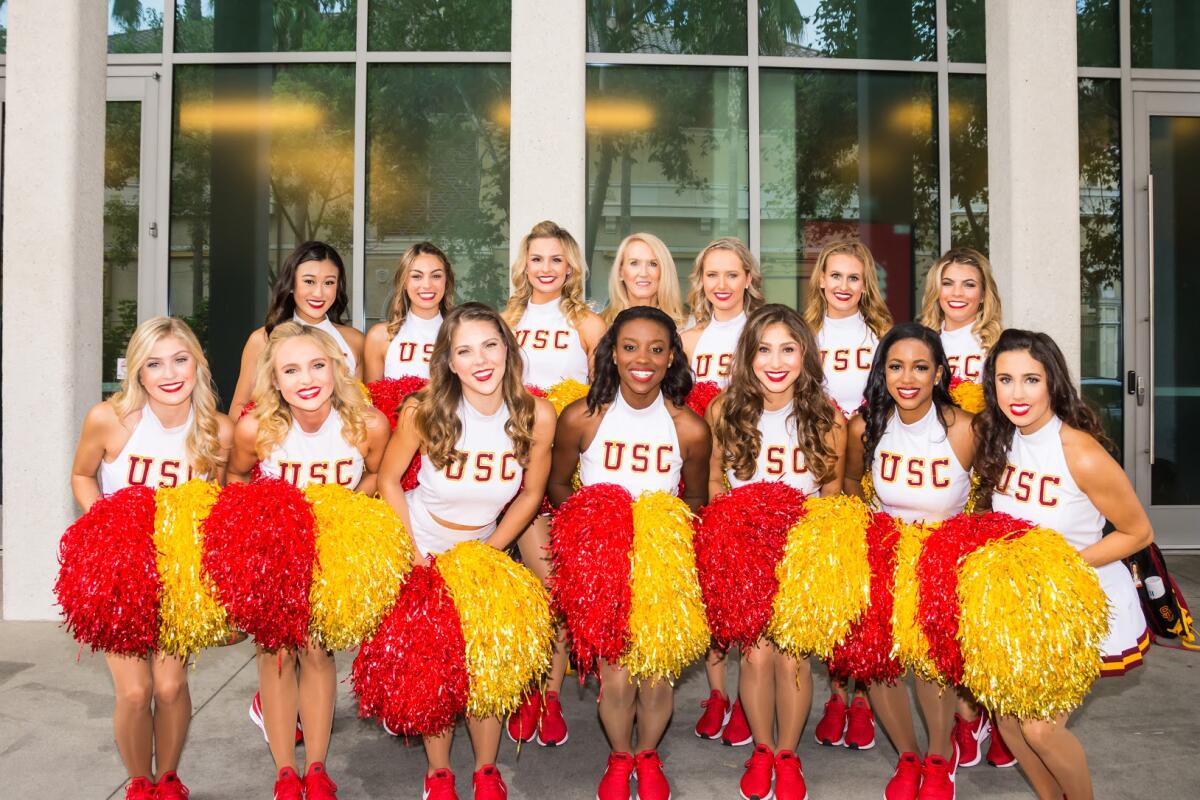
[1137,375,1146,407]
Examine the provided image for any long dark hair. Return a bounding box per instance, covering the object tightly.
[973,329,1112,499]
[861,322,955,473]
[264,240,350,333]
[587,306,693,414]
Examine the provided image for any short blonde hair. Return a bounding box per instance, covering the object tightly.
[686,237,765,326]
[919,247,1003,350]
[502,220,591,329]
[802,239,893,338]
[602,232,686,326]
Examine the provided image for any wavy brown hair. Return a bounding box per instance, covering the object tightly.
[385,241,456,337]
[686,237,766,326]
[502,220,592,330]
[414,303,536,470]
[803,239,893,338]
[919,247,1003,350]
[713,304,839,484]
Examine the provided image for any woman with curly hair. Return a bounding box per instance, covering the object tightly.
[919,247,1003,383]
[363,241,455,382]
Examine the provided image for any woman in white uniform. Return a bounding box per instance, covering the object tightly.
[919,248,1003,384]
[600,232,687,328]
[363,241,455,382]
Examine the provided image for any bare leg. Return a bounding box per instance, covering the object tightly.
[466,717,502,770]
[296,646,336,765]
[634,678,674,751]
[257,647,299,772]
[956,687,981,721]
[424,728,454,773]
[995,716,1063,799]
[598,659,637,753]
[149,655,191,777]
[774,650,811,752]
[1020,715,1093,800]
[517,516,568,692]
[867,681,920,755]
[913,678,955,759]
[738,641,776,749]
[704,646,727,699]
[105,654,154,780]
[829,673,848,702]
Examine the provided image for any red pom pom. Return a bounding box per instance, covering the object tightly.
[55,486,160,655]
[550,483,636,676]
[238,401,256,420]
[829,512,905,684]
[352,565,469,736]
[694,481,807,649]
[367,377,428,490]
[526,384,547,398]
[686,380,722,418]
[202,478,316,651]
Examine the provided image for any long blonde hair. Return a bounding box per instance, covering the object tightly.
[802,239,893,338]
[385,241,456,338]
[601,232,686,326]
[686,237,765,326]
[109,316,226,479]
[502,220,592,330]
[919,247,1003,350]
[251,322,369,460]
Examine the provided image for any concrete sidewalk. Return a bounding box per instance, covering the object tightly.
[3,557,1199,800]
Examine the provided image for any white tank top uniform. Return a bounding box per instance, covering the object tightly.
[871,404,971,525]
[690,311,747,389]
[99,406,199,495]
[941,325,986,383]
[514,298,590,387]
[727,404,821,496]
[991,416,1148,674]
[817,312,878,417]
[295,314,357,375]
[258,408,365,490]
[580,389,683,497]
[384,312,442,380]
[407,399,523,557]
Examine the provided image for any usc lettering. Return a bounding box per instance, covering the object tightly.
[445,451,520,482]
[997,464,1061,507]
[877,450,952,489]
[396,341,435,365]
[126,455,195,489]
[515,329,571,351]
[602,441,676,474]
[276,458,357,488]
[693,352,734,379]
[764,445,810,478]
[820,347,874,372]
[947,353,983,381]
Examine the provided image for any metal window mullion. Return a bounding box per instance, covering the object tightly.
[585,52,748,67]
[945,62,986,75]
[351,0,368,330]
[366,50,511,63]
[154,0,177,319]
[936,0,951,255]
[171,51,357,64]
[1118,0,1139,475]
[748,0,760,261]
[758,55,939,72]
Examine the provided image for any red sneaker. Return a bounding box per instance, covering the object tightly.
[424,768,459,800]
[694,690,731,739]
[722,697,753,747]
[917,755,955,800]
[506,690,541,743]
[472,764,508,800]
[813,693,847,746]
[884,753,922,800]
[986,726,1017,768]
[155,771,190,799]
[843,696,876,750]
[773,750,807,800]
[124,777,155,800]
[250,691,303,744]
[537,690,569,746]
[952,713,990,768]
[634,749,671,800]
[273,767,304,800]
[303,762,338,800]
[739,743,774,800]
[597,752,635,800]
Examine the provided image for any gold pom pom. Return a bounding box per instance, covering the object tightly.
[546,379,590,416]
[891,519,941,682]
[950,380,985,414]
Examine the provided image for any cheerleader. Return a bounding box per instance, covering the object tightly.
[918,248,1003,383]
[378,303,556,800]
[228,322,390,800]
[500,220,605,746]
[548,306,711,800]
[70,317,233,800]
[974,330,1151,800]
[230,241,363,414]
[363,241,455,382]
[804,239,893,750]
[600,232,687,327]
[844,323,975,800]
[706,304,846,800]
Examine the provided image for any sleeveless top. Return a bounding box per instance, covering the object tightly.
[941,325,986,383]
[413,399,524,527]
[514,298,590,387]
[384,312,442,380]
[726,403,821,495]
[580,389,683,497]
[817,312,877,417]
[295,314,357,375]
[99,406,199,494]
[258,408,365,490]
[689,311,746,389]
[871,404,971,524]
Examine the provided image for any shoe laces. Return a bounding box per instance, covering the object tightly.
[156,773,189,799]
[274,771,304,800]
[425,769,457,800]
[636,749,664,771]
[744,745,773,769]
[304,765,338,798]
[473,766,506,799]
[125,778,155,800]
[543,691,563,713]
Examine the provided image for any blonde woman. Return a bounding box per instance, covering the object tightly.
[229,322,389,800]
[919,247,1003,383]
[70,317,233,800]
[601,232,686,327]
[364,241,456,382]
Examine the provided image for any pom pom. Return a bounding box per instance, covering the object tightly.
[550,483,635,675]
[768,494,872,660]
[368,376,428,489]
[305,484,414,651]
[525,384,547,398]
[546,379,590,416]
[238,401,256,420]
[202,478,316,651]
[154,480,230,658]
[352,565,469,736]
[694,481,808,649]
[55,487,160,655]
[436,541,555,718]
[890,519,940,682]
[829,512,905,684]
[686,380,722,418]
[957,527,1110,719]
[949,376,985,414]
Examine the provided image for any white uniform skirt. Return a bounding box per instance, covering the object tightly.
[1095,560,1150,676]
[407,489,497,558]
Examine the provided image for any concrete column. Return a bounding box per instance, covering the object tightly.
[509,0,587,265]
[2,1,107,619]
[986,0,1081,374]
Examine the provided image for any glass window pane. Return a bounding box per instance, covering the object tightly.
[759,69,939,319]
[110,0,165,54]
[365,65,510,324]
[369,0,510,51]
[174,0,356,53]
[0,5,7,54]
[1132,1,1200,69]
[584,65,749,307]
[947,0,985,63]
[1078,78,1123,457]
[1077,0,1119,68]
[169,64,355,404]
[760,1,935,61]
[105,101,143,394]
[949,74,988,254]
[589,0,746,56]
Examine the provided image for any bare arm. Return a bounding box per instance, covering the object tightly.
[485,399,557,550]
[378,400,423,560]
[704,395,728,500]
[578,310,608,364]
[842,414,867,498]
[680,326,702,362]
[355,407,390,497]
[1064,426,1153,567]
[70,403,120,512]
[547,400,591,507]
[229,328,267,416]
[820,411,848,497]
[213,413,235,485]
[675,406,712,515]
[227,414,261,484]
[337,324,366,381]
[362,323,390,384]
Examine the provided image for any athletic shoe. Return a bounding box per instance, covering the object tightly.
[472,764,508,800]
[596,752,635,800]
[537,690,569,746]
[634,749,671,800]
[739,744,774,800]
[917,754,955,800]
[249,691,303,745]
[123,777,155,800]
[952,713,990,768]
[273,767,304,800]
[155,771,189,799]
[694,689,731,739]
[986,726,1017,768]
[424,768,459,800]
[506,691,541,743]
[723,698,753,746]
[884,753,923,800]
[843,697,876,750]
[773,751,807,800]
[813,693,847,746]
[304,762,338,800]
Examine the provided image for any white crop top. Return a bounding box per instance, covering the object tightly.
[690,312,746,389]
[258,408,365,490]
[412,399,524,527]
[384,312,442,380]
[726,404,821,495]
[514,298,590,387]
[817,312,878,417]
[941,325,986,383]
[580,389,683,497]
[295,314,357,375]
[98,405,199,495]
[871,404,970,524]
